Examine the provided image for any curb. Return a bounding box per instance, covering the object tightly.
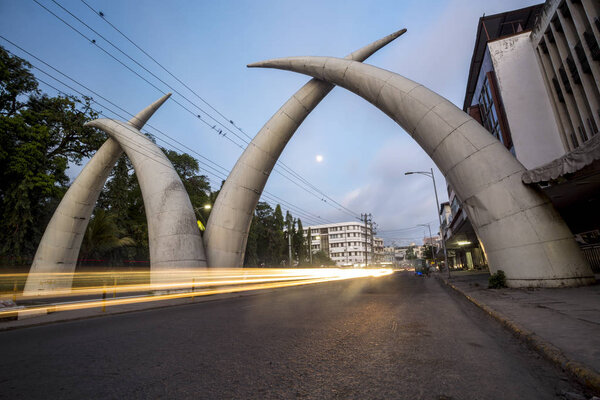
[437,276,600,395]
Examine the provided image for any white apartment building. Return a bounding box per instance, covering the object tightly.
[304,221,384,266]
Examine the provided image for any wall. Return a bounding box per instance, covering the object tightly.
[488,32,566,168]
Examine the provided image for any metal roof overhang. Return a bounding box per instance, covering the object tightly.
[522,134,600,209]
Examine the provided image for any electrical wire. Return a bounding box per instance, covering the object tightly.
[31,65,329,226]
[46,0,363,220]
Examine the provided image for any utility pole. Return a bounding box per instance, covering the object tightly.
[288,230,293,267]
[361,213,372,266]
[371,221,377,265]
[308,227,312,265]
[418,223,433,264]
[405,168,450,278]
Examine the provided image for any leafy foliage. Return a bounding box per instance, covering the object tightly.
[244,203,314,267]
[0,46,104,263]
[79,209,134,260]
[311,250,334,266]
[405,246,417,260]
[488,270,507,289]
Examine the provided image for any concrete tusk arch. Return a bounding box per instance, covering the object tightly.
[24,94,172,295]
[204,29,406,268]
[84,118,207,286]
[248,56,595,288]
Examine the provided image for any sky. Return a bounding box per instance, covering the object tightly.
[0,0,541,246]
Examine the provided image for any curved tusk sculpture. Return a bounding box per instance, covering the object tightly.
[248,56,595,288]
[24,93,172,295]
[85,117,207,286]
[204,28,406,268]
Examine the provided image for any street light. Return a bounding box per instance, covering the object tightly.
[194,204,212,231]
[417,223,433,263]
[405,168,450,278]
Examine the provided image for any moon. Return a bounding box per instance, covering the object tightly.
[316,155,324,163]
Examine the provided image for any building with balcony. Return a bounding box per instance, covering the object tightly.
[304,222,384,266]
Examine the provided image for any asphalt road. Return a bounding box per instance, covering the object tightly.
[0,272,588,399]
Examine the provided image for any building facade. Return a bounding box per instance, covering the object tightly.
[305,222,384,266]
[446,0,600,271]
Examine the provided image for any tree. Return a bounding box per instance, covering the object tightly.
[311,250,334,266]
[406,246,416,260]
[0,47,104,263]
[293,218,307,265]
[0,46,38,116]
[79,209,134,261]
[244,202,294,267]
[163,148,212,226]
[272,205,286,264]
[422,245,434,261]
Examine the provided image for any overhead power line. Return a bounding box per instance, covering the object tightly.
[69,0,362,220]
[27,0,362,221]
[79,0,253,142]
[18,48,330,226]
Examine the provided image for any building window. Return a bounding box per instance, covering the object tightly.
[578,126,589,142]
[478,77,505,145]
[552,77,565,103]
[571,131,580,148]
[584,29,600,61]
[587,118,598,137]
[574,40,592,74]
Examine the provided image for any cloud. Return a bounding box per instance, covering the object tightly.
[333,135,444,244]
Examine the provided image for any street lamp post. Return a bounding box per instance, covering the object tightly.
[405,168,450,278]
[194,204,212,231]
[308,228,312,266]
[417,223,433,264]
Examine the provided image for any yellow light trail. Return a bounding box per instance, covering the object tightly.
[0,268,393,319]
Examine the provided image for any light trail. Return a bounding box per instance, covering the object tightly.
[0,268,393,319]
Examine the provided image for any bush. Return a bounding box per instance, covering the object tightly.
[488,270,507,289]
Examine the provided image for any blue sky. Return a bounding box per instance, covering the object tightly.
[0,0,540,245]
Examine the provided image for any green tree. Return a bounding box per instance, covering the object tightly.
[293,218,307,265]
[0,46,38,116]
[312,250,334,266]
[244,202,292,267]
[406,246,416,260]
[79,209,134,261]
[0,47,104,262]
[163,149,212,226]
[423,245,434,261]
[272,205,286,264]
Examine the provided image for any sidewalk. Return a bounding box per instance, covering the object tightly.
[437,271,600,394]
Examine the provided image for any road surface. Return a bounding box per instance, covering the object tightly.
[0,272,588,399]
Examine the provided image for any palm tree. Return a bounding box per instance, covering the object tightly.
[79,209,135,262]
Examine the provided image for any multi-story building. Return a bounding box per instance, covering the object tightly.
[374,238,384,262]
[445,0,600,271]
[304,222,384,266]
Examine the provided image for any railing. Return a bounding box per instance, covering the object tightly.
[581,245,600,273]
